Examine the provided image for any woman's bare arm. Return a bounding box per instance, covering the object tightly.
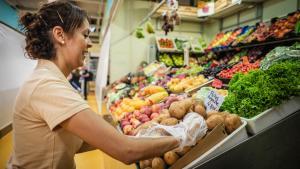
[61,108,179,164]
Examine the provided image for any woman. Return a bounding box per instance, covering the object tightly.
[12,1,179,169]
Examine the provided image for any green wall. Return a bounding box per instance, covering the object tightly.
[110,0,203,82]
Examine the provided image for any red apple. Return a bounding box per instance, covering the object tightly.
[152,104,160,113]
[140,116,150,123]
[144,107,152,117]
[121,120,131,128]
[150,113,159,120]
[123,125,133,135]
[130,118,141,128]
[133,110,141,117]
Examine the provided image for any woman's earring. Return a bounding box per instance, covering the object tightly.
[62,41,65,44]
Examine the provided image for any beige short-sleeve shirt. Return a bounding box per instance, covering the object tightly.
[12,59,90,169]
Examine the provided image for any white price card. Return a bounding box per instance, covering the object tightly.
[204,90,225,112]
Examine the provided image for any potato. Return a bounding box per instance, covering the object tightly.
[163,151,179,165]
[182,98,193,110]
[219,111,230,119]
[160,117,179,126]
[140,159,152,169]
[194,104,207,119]
[169,101,186,119]
[206,114,224,130]
[160,109,170,115]
[176,146,192,156]
[152,157,165,169]
[206,111,220,118]
[224,114,242,134]
[153,113,170,123]
[133,121,154,135]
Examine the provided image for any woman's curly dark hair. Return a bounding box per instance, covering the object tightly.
[19,0,88,60]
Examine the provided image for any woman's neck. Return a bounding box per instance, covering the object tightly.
[51,58,72,77]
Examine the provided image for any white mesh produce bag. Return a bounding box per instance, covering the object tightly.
[136,112,207,150]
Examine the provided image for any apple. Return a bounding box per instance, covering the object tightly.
[130,118,142,128]
[121,120,130,128]
[123,125,133,135]
[138,114,148,121]
[133,110,141,117]
[152,104,160,113]
[140,106,147,114]
[140,116,150,123]
[150,112,159,120]
[144,107,152,117]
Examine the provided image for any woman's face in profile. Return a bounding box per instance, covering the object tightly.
[64,19,92,69]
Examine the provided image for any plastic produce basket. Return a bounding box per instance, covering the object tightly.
[156,37,177,52]
[242,97,300,135]
[184,120,248,169]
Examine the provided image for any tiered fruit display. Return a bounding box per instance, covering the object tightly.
[120,94,187,135]
[221,28,242,46]
[174,65,204,76]
[207,31,232,49]
[206,10,300,51]
[243,22,271,43]
[269,12,300,38]
[167,75,208,93]
[231,26,255,46]
[110,85,169,120]
[218,57,260,79]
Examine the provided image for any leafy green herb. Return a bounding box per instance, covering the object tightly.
[221,60,300,118]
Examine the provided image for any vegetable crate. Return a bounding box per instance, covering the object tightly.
[135,123,227,169]
[184,120,248,168]
[242,97,300,135]
[156,37,177,52]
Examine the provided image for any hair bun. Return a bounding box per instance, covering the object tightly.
[20,12,38,28]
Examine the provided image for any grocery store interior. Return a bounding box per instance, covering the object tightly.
[0,0,300,169]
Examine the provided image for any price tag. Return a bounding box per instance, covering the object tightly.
[204,90,224,112]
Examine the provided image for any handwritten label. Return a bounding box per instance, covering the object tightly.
[204,90,224,112]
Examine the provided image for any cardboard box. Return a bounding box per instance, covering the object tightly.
[169,123,227,169]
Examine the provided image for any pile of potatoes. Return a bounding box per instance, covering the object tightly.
[137,97,242,169]
[139,147,193,169]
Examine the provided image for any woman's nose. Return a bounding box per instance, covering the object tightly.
[87,38,92,48]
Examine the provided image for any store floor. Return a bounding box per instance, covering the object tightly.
[0,93,135,169]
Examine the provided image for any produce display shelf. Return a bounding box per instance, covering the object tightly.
[206,36,300,53]
[185,80,213,95]
[184,120,248,169]
[242,97,300,135]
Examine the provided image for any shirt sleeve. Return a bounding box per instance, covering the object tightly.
[30,78,90,130]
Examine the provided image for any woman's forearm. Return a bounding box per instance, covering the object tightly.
[77,141,96,153]
[123,136,179,164]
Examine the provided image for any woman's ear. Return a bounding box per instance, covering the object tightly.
[52,26,65,45]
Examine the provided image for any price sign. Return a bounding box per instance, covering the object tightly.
[204,90,224,112]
